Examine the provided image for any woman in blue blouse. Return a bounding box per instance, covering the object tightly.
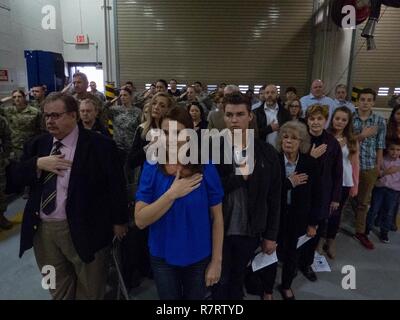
[135,107,224,300]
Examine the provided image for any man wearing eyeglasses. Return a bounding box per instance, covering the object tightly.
[7,92,128,299]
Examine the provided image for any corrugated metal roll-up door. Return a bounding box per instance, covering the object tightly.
[116,0,314,94]
[353,6,400,108]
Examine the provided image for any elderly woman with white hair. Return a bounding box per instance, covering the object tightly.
[260,121,320,300]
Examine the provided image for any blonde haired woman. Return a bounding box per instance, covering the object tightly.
[128,92,175,170]
[124,92,175,289]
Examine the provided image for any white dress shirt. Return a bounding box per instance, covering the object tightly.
[264,103,279,148]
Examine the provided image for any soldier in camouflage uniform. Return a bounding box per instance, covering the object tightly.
[104,87,141,200]
[0,115,12,229]
[0,89,42,160]
[89,81,106,102]
[30,84,46,110]
[104,87,142,158]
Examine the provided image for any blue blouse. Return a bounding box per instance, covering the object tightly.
[135,162,224,267]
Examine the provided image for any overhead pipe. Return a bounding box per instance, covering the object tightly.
[113,0,120,87]
[103,0,112,82]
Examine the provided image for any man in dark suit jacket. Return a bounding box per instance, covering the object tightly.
[254,84,291,148]
[8,93,128,300]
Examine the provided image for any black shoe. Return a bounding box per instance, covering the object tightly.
[300,266,317,282]
[380,232,389,243]
[278,285,295,300]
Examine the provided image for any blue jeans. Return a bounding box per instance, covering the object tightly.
[367,187,400,234]
[150,255,210,300]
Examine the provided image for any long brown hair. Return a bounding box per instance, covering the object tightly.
[287,97,303,119]
[386,105,400,140]
[160,107,202,175]
[328,106,357,155]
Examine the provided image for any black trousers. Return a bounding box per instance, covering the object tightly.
[212,235,259,300]
[261,239,301,293]
[261,206,303,293]
[299,219,324,269]
[326,187,351,239]
[120,226,151,289]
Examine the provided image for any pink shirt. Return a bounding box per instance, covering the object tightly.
[40,125,79,221]
[375,157,400,192]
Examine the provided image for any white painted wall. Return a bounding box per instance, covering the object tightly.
[60,0,117,83]
[0,0,63,95]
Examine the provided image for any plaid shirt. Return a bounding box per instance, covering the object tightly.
[353,111,386,170]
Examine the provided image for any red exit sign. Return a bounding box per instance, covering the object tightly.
[75,34,89,45]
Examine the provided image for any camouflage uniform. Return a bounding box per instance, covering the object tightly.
[104,105,142,201]
[29,100,47,131]
[105,105,142,154]
[92,90,106,103]
[30,99,43,110]
[0,115,12,214]
[0,105,42,160]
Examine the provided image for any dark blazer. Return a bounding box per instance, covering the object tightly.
[8,127,128,263]
[78,119,111,137]
[279,152,321,239]
[195,120,209,131]
[296,117,307,125]
[254,102,291,141]
[310,130,343,221]
[216,138,281,241]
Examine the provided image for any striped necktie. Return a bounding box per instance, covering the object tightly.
[41,141,63,215]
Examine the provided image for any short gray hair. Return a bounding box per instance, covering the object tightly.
[276,121,311,154]
[335,83,347,92]
[224,84,240,95]
[73,72,89,84]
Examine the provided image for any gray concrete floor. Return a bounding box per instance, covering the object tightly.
[1,197,399,300]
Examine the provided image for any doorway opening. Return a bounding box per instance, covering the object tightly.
[68,63,104,93]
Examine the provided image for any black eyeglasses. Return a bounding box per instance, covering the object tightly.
[43,112,68,120]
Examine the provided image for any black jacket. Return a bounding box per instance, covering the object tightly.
[279,152,321,239]
[254,102,291,141]
[78,119,111,137]
[128,126,147,170]
[216,138,281,241]
[8,127,128,263]
[309,130,343,220]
